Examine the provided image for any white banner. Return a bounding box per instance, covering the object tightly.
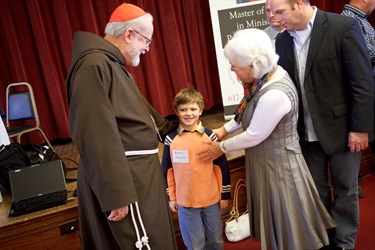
[208,0,267,120]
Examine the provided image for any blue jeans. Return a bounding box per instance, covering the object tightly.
[178,203,223,250]
[302,142,360,249]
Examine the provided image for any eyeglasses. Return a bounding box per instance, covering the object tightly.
[133,30,152,47]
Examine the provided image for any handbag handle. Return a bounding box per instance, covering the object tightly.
[227,179,246,222]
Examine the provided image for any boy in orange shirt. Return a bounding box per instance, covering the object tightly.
[161,87,231,250]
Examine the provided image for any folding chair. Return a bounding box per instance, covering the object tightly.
[5,82,54,150]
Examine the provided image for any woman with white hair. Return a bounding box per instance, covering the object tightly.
[199,28,336,250]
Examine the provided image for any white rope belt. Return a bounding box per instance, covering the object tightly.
[125,148,158,156]
[125,149,157,248]
[130,202,151,249]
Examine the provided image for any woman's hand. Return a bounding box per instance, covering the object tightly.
[197,140,223,164]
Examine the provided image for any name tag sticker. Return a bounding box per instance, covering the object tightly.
[172,150,189,163]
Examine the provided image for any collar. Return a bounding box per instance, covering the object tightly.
[288,6,317,42]
[177,120,205,135]
[344,4,368,18]
[269,26,283,40]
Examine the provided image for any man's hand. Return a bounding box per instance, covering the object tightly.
[108,205,129,222]
[348,132,368,152]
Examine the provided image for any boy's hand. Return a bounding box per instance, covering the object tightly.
[169,200,178,213]
[213,126,228,141]
[220,200,229,210]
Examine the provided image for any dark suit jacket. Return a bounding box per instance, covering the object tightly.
[276,9,374,155]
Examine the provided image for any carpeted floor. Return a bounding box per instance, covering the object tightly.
[53,140,374,250]
[176,174,375,250]
[52,138,375,250]
[355,173,375,250]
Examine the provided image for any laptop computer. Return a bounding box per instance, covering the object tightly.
[8,160,67,217]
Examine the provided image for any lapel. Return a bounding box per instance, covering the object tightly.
[304,9,327,80]
[285,35,295,74]
[287,34,300,88]
[278,32,298,86]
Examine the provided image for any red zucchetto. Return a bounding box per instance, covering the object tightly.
[109,3,146,22]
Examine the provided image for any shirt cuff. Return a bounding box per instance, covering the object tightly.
[220,141,229,153]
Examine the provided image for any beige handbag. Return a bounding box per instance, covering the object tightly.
[225,179,251,242]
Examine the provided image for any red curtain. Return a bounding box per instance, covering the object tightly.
[0,0,222,144]
[315,0,357,13]
[0,0,370,144]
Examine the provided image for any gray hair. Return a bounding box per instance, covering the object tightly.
[224,28,279,78]
[104,13,153,38]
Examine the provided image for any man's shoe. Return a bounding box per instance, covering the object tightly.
[358,184,364,198]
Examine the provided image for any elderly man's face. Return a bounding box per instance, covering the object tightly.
[127,24,153,67]
[270,0,302,31]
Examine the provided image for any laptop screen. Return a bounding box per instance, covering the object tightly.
[8,91,35,121]
[9,160,67,202]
